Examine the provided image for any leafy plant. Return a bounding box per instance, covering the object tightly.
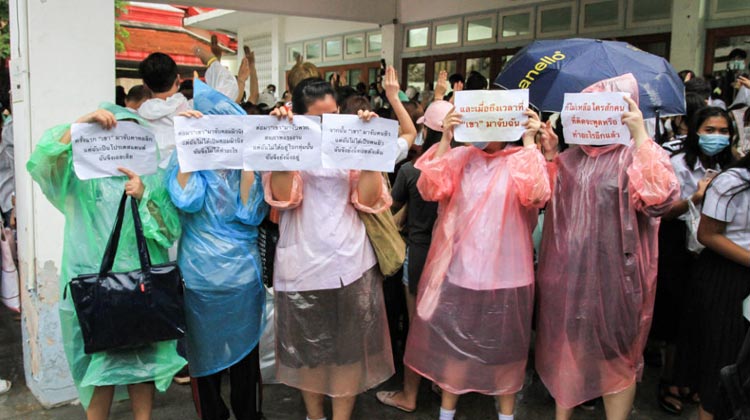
[115,0,130,53]
[0,0,9,59]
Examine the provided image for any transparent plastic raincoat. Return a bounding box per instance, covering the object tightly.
[403,143,550,395]
[166,80,269,377]
[535,74,680,408]
[26,103,185,408]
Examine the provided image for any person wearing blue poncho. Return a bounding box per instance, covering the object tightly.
[166,79,268,420]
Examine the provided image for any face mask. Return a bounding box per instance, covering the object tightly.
[730,60,746,71]
[415,131,424,146]
[369,89,377,96]
[471,141,489,150]
[698,133,730,156]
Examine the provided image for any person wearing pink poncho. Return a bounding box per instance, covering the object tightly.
[535,74,680,420]
[403,105,551,420]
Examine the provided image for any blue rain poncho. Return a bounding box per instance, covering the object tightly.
[166,79,268,377]
[26,103,185,408]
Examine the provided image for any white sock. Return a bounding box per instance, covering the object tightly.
[499,414,514,420]
[306,417,327,420]
[439,407,456,420]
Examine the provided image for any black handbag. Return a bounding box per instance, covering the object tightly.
[67,192,186,354]
[258,217,278,288]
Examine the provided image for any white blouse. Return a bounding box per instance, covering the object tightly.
[702,168,750,250]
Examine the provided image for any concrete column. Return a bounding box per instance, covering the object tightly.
[670,0,707,74]
[379,23,403,74]
[10,0,115,407]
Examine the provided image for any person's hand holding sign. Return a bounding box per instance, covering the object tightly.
[60,109,118,145]
[621,96,648,148]
[119,167,145,200]
[521,110,542,148]
[434,106,462,159]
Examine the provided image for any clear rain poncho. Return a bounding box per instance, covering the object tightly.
[404,143,550,395]
[26,103,185,408]
[535,75,681,408]
[166,79,269,377]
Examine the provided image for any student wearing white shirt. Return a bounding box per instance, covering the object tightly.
[685,151,750,420]
[655,107,735,415]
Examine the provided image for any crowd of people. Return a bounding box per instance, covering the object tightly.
[17,33,750,420]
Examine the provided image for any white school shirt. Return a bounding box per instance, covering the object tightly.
[670,152,720,222]
[702,168,750,250]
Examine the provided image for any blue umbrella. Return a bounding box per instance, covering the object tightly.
[495,38,685,118]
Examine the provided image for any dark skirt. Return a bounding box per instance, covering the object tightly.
[652,219,694,342]
[680,249,750,414]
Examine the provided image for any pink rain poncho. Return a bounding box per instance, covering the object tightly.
[404,143,550,395]
[535,74,680,408]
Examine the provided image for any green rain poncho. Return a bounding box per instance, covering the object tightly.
[26,103,186,408]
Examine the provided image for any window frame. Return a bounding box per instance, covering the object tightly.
[625,0,672,29]
[536,2,578,38]
[463,13,497,46]
[404,23,432,52]
[499,7,536,41]
[579,0,625,33]
[432,18,463,49]
[323,36,343,62]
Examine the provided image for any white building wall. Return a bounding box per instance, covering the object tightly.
[10,0,115,407]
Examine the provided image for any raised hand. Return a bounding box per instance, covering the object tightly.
[177,110,204,119]
[383,66,400,100]
[210,34,223,60]
[434,70,449,100]
[622,96,648,147]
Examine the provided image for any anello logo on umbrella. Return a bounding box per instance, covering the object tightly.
[518,51,567,89]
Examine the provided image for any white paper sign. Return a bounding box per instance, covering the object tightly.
[561,92,631,146]
[71,121,158,180]
[174,115,246,172]
[454,89,529,142]
[243,115,322,171]
[321,114,400,172]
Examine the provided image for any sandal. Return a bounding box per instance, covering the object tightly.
[658,383,684,415]
[376,391,416,413]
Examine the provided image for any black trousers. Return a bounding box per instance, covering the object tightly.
[192,346,263,420]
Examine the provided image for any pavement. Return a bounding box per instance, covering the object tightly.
[0,304,698,420]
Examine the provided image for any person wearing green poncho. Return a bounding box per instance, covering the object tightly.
[26,103,186,420]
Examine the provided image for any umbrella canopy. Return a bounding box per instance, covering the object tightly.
[495,38,685,118]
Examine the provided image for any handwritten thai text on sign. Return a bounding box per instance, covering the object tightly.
[321,114,399,172]
[71,121,158,180]
[174,115,246,172]
[561,92,631,146]
[454,89,529,142]
[243,115,322,171]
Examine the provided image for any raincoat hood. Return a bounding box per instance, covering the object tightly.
[580,73,639,151]
[137,93,189,120]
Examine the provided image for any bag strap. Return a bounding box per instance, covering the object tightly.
[98,191,152,276]
[130,193,153,271]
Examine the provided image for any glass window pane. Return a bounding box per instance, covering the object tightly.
[369,68,379,84]
[466,57,492,80]
[325,40,342,58]
[407,62,426,91]
[348,69,362,87]
[496,54,515,74]
[288,45,302,63]
[407,27,429,48]
[540,6,573,33]
[346,36,364,56]
[467,18,494,41]
[305,43,321,61]
[435,22,459,45]
[631,0,671,21]
[502,12,531,37]
[434,60,456,78]
[584,1,619,27]
[368,33,382,53]
[716,0,750,13]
